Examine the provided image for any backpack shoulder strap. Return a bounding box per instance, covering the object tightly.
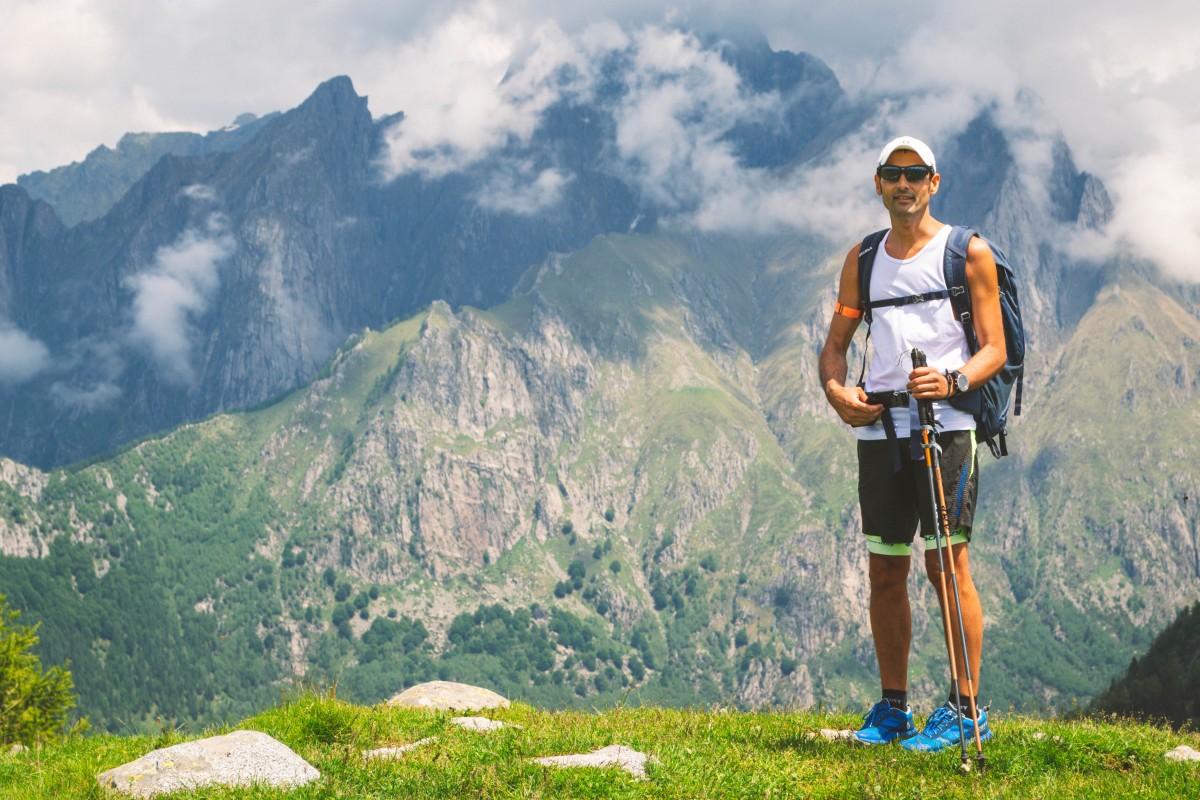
[857,229,889,325]
[943,225,980,352]
[854,229,889,387]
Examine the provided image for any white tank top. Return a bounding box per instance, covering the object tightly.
[854,224,975,440]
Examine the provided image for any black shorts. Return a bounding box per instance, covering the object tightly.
[858,430,979,546]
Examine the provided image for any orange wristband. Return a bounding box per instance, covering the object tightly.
[834,301,863,319]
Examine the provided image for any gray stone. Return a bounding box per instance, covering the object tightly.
[5,743,28,756]
[386,681,510,711]
[96,729,319,797]
[1165,745,1200,762]
[532,744,656,780]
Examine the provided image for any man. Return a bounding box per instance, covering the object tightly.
[817,136,1007,752]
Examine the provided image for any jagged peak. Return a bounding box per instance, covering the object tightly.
[298,75,366,112]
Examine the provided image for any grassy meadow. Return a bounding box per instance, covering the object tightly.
[2,689,1197,799]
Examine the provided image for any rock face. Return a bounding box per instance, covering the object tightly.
[386,681,511,711]
[0,458,48,557]
[96,729,319,797]
[16,116,278,227]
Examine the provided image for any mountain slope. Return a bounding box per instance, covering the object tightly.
[1092,600,1200,728]
[3,218,1198,731]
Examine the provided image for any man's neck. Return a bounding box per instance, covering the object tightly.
[886,213,943,258]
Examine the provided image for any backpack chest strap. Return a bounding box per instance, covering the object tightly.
[866,288,953,310]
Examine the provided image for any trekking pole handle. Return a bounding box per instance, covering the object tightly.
[911,348,936,427]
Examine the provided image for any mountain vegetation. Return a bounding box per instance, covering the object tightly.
[1092,600,1200,730]
[1,29,1197,733]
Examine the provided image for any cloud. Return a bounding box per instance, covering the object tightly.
[376,8,621,179]
[1,1,1197,278]
[610,26,775,211]
[1105,117,1200,281]
[126,217,235,384]
[474,164,571,215]
[0,325,50,384]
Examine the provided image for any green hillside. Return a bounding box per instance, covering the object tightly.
[1092,600,1200,729]
[1,232,1197,733]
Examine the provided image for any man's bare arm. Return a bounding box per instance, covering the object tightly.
[819,245,884,426]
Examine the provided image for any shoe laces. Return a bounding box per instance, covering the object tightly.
[922,704,958,736]
[862,700,891,726]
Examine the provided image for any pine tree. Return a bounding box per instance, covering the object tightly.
[0,594,83,746]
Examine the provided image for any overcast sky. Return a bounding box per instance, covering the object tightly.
[2,0,1197,277]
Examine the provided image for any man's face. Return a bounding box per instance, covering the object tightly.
[875,149,940,219]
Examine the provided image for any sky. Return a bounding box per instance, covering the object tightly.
[1,0,1198,281]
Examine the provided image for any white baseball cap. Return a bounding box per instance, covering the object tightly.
[877,136,937,173]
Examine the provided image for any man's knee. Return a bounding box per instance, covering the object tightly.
[869,552,910,591]
[922,540,971,582]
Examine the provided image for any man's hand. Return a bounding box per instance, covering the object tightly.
[907,366,950,400]
[824,381,884,427]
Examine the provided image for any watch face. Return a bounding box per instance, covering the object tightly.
[955,372,969,392]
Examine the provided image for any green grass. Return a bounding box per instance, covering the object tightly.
[2,691,1197,798]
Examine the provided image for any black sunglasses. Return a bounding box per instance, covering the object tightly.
[876,165,934,182]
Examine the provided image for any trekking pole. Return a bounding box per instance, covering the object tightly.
[911,349,986,774]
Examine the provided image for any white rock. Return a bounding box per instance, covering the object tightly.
[450,717,514,732]
[96,729,319,797]
[6,743,28,756]
[532,744,657,780]
[386,681,510,711]
[808,728,854,741]
[362,737,438,759]
[1165,745,1200,762]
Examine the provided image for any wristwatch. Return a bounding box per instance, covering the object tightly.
[945,370,969,398]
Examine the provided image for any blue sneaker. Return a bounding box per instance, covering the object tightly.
[902,702,994,752]
[853,700,916,745]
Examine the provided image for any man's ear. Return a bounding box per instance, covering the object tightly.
[874,175,883,196]
[929,173,940,195]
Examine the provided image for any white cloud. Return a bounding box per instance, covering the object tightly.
[0,325,50,384]
[0,1,1197,277]
[1105,117,1200,281]
[47,337,126,410]
[126,217,235,384]
[49,379,122,411]
[376,9,621,179]
[474,164,571,215]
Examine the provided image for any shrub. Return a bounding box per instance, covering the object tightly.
[0,595,82,746]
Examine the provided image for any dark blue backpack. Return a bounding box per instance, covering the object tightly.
[857,225,1025,458]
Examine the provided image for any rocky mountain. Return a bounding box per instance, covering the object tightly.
[16,113,279,227]
[1,28,1197,731]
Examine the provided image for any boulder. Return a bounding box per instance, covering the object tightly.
[96,729,319,797]
[386,681,510,711]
